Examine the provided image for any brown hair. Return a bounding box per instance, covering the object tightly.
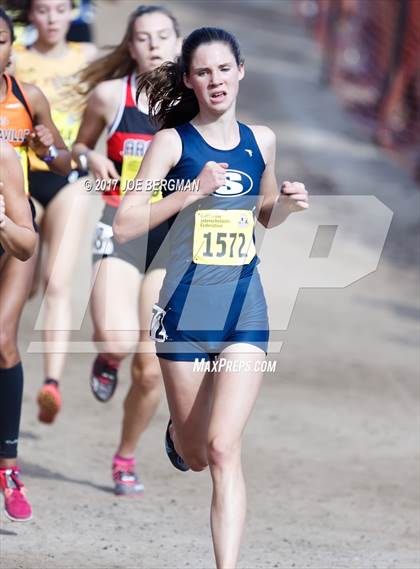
[79,5,180,95]
[137,27,243,129]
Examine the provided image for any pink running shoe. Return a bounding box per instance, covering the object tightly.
[112,455,144,497]
[0,467,33,522]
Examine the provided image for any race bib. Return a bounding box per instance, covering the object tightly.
[193,209,256,266]
[149,186,163,204]
[15,147,29,195]
[120,154,141,194]
[52,109,80,149]
[92,221,114,256]
[120,154,162,203]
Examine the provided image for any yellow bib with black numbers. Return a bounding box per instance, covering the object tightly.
[15,147,29,195]
[120,155,162,203]
[193,209,256,266]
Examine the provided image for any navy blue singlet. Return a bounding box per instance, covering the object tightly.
[152,121,270,362]
[162,122,265,289]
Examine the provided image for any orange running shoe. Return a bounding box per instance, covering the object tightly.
[37,381,61,424]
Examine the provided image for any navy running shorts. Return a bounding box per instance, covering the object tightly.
[151,271,269,361]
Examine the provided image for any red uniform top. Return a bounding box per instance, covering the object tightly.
[105,74,156,208]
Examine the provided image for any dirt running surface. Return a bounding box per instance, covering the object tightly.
[1,2,419,568]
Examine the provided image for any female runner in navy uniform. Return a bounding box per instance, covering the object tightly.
[73,5,181,496]
[114,27,308,567]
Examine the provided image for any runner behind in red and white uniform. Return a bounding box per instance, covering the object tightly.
[73,5,181,497]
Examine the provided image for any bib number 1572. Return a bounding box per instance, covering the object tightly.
[193,209,256,266]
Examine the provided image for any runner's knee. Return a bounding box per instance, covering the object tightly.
[43,274,71,300]
[207,436,240,469]
[93,329,137,358]
[131,355,161,393]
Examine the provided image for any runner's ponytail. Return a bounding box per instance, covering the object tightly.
[137,59,199,129]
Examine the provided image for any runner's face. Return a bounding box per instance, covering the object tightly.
[129,12,180,74]
[184,42,244,115]
[0,20,12,75]
[29,0,73,46]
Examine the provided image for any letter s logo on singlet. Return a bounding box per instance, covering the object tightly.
[213,169,254,197]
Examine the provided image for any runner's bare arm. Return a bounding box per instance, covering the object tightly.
[113,129,184,242]
[0,142,37,260]
[113,129,227,243]
[251,125,308,228]
[24,83,72,176]
[73,80,121,179]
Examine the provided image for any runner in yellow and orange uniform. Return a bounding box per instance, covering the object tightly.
[0,7,71,522]
[12,0,96,424]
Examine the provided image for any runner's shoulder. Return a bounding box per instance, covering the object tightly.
[150,128,182,165]
[92,78,124,103]
[152,128,182,150]
[20,81,46,107]
[247,125,276,163]
[248,125,276,145]
[89,79,123,118]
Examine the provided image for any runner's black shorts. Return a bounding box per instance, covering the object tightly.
[91,204,169,273]
[28,169,88,209]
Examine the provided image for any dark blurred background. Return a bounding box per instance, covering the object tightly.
[297,0,420,179]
